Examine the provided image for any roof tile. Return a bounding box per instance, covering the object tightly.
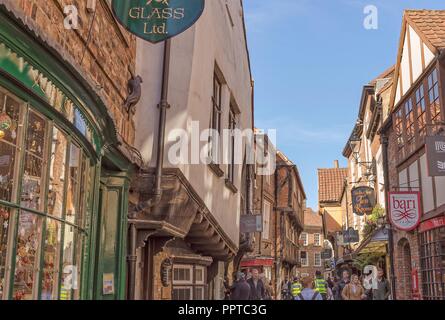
[318,168,348,203]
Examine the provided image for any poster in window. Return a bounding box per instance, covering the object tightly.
[103,273,115,295]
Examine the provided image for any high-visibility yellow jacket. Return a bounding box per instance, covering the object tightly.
[314,278,327,294]
[291,282,302,296]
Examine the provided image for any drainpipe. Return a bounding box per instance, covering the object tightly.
[128,39,172,300]
[381,133,397,300]
[135,39,172,213]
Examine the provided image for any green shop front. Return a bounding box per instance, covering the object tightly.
[0,7,131,300]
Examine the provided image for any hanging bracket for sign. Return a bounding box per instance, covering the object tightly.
[111,0,205,43]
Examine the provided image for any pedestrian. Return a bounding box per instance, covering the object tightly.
[335,270,350,300]
[262,276,273,300]
[247,268,266,300]
[230,272,251,300]
[341,274,367,300]
[327,276,335,290]
[372,268,391,300]
[281,277,292,300]
[294,276,323,301]
[314,271,328,300]
[291,276,303,299]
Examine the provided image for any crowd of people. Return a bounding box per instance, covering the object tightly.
[225,267,391,301]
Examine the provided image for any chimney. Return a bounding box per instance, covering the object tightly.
[334,160,339,168]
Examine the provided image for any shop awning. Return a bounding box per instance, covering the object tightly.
[353,227,389,256]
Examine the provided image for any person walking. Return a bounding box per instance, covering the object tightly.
[261,274,273,300]
[294,276,323,301]
[341,274,367,300]
[230,272,251,300]
[314,271,328,300]
[372,268,391,300]
[335,270,350,300]
[291,276,303,300]
[281,277,292,300]
[247,268,265,300]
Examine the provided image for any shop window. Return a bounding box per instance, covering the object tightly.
[0,87,94,300]
[0,206,12,299]
[172,264,207,300]
[420,227,445,300]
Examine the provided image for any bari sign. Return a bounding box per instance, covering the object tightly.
[388,192,422,231]
[112,0,205,43]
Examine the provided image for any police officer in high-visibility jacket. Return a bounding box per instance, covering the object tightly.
[314,271,328,300]
[291,277,303,299]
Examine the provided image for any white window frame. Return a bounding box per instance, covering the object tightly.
[300,232,308,246]
[314,252,322,267]
[314,233,321,246]
[300,251,308,267]
[194,266,206,285]
[172,287,193,300]
[172,265,193,285]
[262,200,271,240]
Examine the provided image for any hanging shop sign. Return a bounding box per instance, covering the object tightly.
[388,192,422,231]
[351,186,376,216]
[425,136,445,176]
[321,249,333,260]
[111,0,205,43]
[343,227,360,244]
[240,214,263,233]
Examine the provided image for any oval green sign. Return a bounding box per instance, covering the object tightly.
[112,0,205,43]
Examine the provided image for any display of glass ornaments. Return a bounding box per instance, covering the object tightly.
[0,112,12,140]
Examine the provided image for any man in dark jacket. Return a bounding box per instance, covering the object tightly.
[230,272,251,300]
[335,270,350,300]
[247,268,265,300]
[372,268,391,300]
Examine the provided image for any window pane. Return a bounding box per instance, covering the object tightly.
[66,144,80,224]
[60,224,75,300]
[172,287,192,300]
[1,93,21,145]
[47,127,67,218]
[73,231,84,300]
[0,142,18,202]
[21,111,47,211]
[41,219,62,300]
[0,206,13,299]
[77,156,90,229]
[13,211,42,300]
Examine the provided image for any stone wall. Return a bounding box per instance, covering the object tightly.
[3,0,136,144]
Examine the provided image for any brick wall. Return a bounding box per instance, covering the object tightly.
[4,0,136,144]
[385,121,423,300]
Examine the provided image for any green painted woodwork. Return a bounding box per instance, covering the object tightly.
[0,5,133,300]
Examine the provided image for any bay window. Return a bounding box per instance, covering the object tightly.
[0,86,94,300]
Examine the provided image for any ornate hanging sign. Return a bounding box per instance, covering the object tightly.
[351,186,376,216]
[388,192,422,231]
[111,0,205,43]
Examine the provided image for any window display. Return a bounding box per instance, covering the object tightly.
[0,86,94,300]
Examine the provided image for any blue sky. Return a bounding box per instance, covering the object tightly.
[243,0,444,210]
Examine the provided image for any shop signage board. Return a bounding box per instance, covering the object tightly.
[240,214,263,233]
[419,216,445,233]
[321,249,333,260]
[425,136,445,176]
[388,192,422,231]
[351,186,376,216]
[343,227,360,244]
[112,0,205,43]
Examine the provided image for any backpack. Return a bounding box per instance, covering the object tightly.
[297,292,320,300]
